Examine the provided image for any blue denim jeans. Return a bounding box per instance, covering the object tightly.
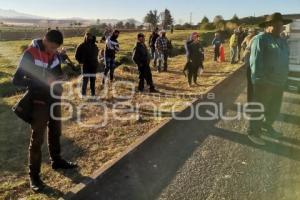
[104,56,116,81]
[150,48,158,67]
[157,50,168,71]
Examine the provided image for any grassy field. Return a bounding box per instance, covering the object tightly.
[0,30,241,199]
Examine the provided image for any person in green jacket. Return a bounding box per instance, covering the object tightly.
[248,13,292,145]
[229,29,239,64]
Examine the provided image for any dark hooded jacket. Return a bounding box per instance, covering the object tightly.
[132,42,150,67]
[75,38,99,73]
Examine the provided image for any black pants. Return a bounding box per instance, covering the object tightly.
[29,100,61,177]
[82,76,96,96]
[214,46,220,61]
[187,62,202,85]
[238,45,242,61]
[249,83,284,135]
[247,65,253,102]
[138,65,155,91]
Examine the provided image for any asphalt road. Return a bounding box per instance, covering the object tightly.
[70,68,300,200]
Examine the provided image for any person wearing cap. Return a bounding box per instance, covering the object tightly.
[13,30,78,192]
[75,33,99,96]
[103,30,120,84]
[248,12,292,145]
[241,28,257,102]
[149,28,160,68]
[132,33,158,93]
[229,29,239,64]
[184,32,205,87]
[155,30,169,72]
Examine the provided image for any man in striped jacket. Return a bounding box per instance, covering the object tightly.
[13,30,77,192]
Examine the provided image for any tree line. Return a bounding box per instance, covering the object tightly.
[143,9,266,31]
[86,9,266,36]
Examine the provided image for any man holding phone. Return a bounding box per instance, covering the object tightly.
[13,30,78,192]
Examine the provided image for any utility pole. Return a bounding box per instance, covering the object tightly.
[190,12,193,25]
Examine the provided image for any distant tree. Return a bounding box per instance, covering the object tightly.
[231,14,240,24]
[116,21,124,29]
[144,10,160,29]
[161,9,174,29]
[87,26,100,36]
[99,23,108,29]
[174,24,183,30]
[182,23,193,29]
[213,15,224,25]
[96,19,101,25]
[137,25,144,30]
[73,22,82,27]
[200,22,216,30]
[124,22,135,29]
[124,22,130,29]
[201,16,209,24]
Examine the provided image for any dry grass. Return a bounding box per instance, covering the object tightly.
[0,30,241,199]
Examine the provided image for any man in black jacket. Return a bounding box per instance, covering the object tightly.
[149,28,159,67]
[133,33,158,93]
[75,33,99,96]
[185,32,205,87]
[12,30,77,192]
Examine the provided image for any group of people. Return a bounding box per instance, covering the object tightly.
[11,11,291,192]
[229,26,249,64]
[74,27,207,95]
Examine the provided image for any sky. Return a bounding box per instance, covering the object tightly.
[0,0,299,23]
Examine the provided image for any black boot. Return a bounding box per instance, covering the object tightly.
[29,175,45,192]
[52,159,78,170]
[149,88,159,93]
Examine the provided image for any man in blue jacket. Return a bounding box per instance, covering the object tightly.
[133,33,158,93]
[248,13,291,145]
[212,32,223,62]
